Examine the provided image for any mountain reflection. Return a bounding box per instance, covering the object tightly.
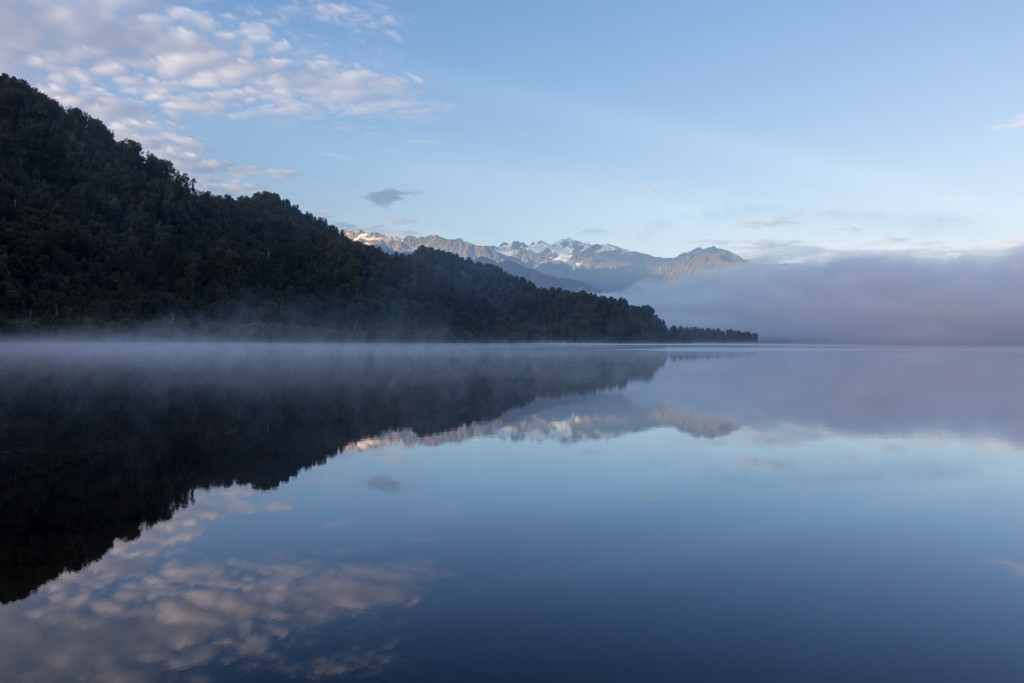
[6,342,1022,606]
[0,341,672,603]
[345,396,737,453]
[5,342,1024,682]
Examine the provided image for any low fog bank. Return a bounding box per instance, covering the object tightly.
[0,339,668,392]
[635,346,1024,447]
[625,247,1024,344]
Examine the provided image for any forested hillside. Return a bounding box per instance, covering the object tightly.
[0,74,755,342]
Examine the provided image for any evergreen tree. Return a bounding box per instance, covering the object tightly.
[0,74,756,342]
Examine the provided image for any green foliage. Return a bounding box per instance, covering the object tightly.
[0,74,756,342]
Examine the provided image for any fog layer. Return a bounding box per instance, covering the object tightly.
[626,247,1024,344]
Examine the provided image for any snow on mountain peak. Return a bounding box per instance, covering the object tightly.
[348,231,742,291]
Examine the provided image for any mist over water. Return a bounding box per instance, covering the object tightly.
[626,247,1024,344]
[3,341,1024,682]
[0,340,672,604]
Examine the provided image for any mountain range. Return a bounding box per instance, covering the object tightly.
[0,73,755,342]
[0,74,668,341]
[344,231,743,292]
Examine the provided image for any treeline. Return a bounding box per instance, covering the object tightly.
[668,326,758,343]
[0,74,756,342]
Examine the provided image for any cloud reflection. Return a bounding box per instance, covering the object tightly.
[367,475,403,493]
[987,559,1024,578]
[0,488,446,682]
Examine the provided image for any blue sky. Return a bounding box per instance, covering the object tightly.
[2,0,1023,263]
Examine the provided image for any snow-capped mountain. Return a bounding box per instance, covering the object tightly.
[343,393,737,454]
[343,231,742,292]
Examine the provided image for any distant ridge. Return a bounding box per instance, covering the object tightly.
[0,73,755,342]
[345,232,594,291]
[344,231,743,292]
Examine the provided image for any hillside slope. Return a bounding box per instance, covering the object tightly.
[0,74,756,342]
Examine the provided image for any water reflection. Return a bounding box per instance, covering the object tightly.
[0,488,446,682]
[0,341,670,603]
[4,343,1024,604]
[340,345,1024,455]
[626,345,1024,446]
[344,397,737,453]
[4,342,1024,682]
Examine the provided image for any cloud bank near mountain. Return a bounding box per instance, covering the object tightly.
[625,247,1024,345]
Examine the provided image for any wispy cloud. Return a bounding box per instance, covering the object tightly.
[364,188,419,206]
[308,1,403,42]
[739,239,837,262]
[0,0,446,192]
[323,152,360,162]
[738,216,799,229]
[991,114,1024,130]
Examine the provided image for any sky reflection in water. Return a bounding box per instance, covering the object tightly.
[2,343,1024,682]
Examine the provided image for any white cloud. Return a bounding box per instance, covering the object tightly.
[0,0,445,192]
[166,5,220,33]
[991,114,1024,130]
[738,216,799,229]
[310,1,402,41]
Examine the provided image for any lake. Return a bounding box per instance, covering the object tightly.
[2,341,1024,681]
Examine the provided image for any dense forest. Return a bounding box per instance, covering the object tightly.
[0,74,756,342]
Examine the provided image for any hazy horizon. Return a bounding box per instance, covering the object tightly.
[626,246,1024,345]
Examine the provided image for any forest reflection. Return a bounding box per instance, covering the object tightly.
[5,342,1024,682]
[0,341,713,603]
[7,342,1022,605]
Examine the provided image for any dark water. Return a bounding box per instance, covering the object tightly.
[2,341,1024,681]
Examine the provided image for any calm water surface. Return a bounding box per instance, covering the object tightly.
[2,342,1024,681]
